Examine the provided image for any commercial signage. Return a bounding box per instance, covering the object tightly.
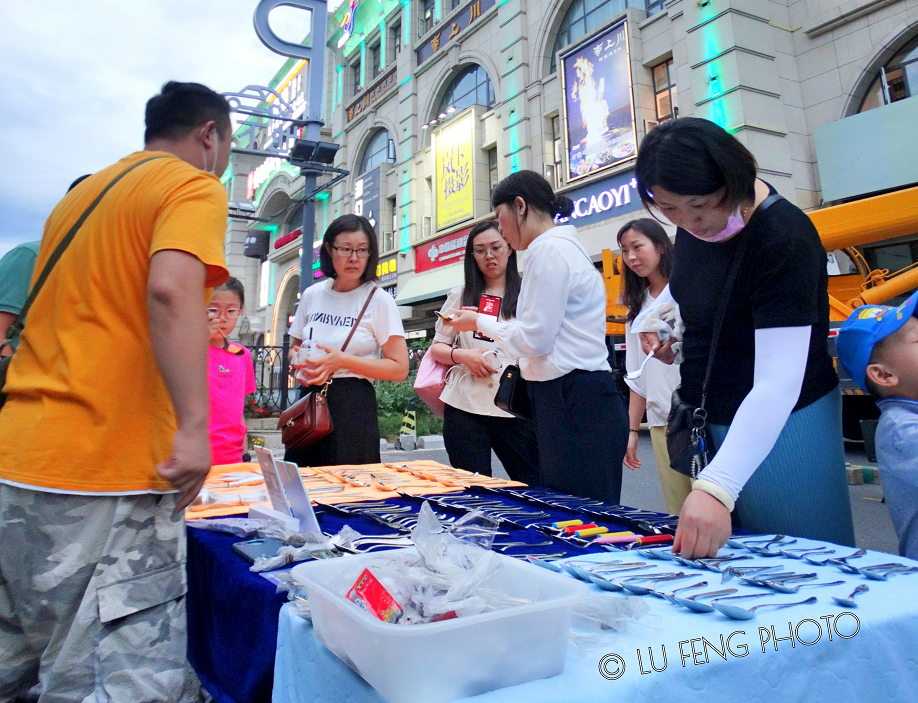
[354,166,381,233]
[554,171,643,228]
[338,0,360,48]
[247,157,285,199]
[346,69,398,124]
[560,19,637,183]
[435,113,474,231]
[377,254,398,284]
[416,0,495,65]
[415,225,472,273]
[243,230,270,259]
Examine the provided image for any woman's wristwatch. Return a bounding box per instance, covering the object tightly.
[629,428,639,434]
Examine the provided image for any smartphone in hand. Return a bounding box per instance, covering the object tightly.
[434,310,455,321]
[474,295,501,342]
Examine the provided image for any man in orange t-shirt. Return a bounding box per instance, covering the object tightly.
[0,81,231,702]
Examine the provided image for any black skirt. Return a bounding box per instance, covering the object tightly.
[284,377,381,467]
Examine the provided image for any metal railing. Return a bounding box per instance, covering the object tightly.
[247,337,298,417]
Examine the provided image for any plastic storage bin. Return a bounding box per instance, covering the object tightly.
[291,548,587,703]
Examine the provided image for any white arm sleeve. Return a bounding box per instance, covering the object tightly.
[695,325,812,501]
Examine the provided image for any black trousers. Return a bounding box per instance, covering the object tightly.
[526,369,627,504]
[284,377,380,467]
[442,404,542,486]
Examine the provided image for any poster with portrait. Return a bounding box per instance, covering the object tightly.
[435,113,475,230]
[560,19,637,183]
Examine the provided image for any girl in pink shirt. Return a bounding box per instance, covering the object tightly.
[207,277,256,465]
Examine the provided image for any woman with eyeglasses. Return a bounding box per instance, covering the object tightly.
[428,220,541,484]
[287,214,409,467]
[207,277,256,465]
[446,171,628,503]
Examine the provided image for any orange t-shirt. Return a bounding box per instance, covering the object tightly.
[0,151,229,493]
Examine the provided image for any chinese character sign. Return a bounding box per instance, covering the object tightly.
[560,20,637,182]
[435,113,474,230]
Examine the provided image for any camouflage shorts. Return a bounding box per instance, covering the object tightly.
[0,484,201,703]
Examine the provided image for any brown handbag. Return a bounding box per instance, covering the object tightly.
[278,286,378,451]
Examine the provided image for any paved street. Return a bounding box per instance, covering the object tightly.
[382,431,899,555]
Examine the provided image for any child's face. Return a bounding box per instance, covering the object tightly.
[868,316,918,398]
[207,290,243,344]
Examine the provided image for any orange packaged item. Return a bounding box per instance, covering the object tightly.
[346,568,403,624]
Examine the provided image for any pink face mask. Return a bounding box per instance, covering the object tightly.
[688,208,745,243]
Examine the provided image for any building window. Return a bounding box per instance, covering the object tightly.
[488,148,499,193]
[859,35,918,113]
[390,22,402,60]
[450,0,463,9]
[371,44,382,79]
[436,65,496,117]
[653,59,677,121]
[550,0,635,74]
[545,115,564,189]
[645,0,665,15]
[360,129,393,174]
[351,59,362,98]
[420,0,435,36]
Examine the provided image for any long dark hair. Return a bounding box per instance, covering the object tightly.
[461,221,521,319]
[318,214,379,283]
[490,170,574,220]
[635,117,757,214]
[616,218,674,323]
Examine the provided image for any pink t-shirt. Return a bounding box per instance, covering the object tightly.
[208,344,257,466]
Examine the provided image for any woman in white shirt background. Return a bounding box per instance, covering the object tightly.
[287,214,409,467]
[618,218,692,516]
[447,171,629,503]
[429,220,540,485]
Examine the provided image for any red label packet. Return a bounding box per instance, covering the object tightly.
[346,568,403,624]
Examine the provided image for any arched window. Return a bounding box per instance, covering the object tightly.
[859,35,918,113]
[550,0,644,74]
[435,65,495,117]
[359,129,392,174]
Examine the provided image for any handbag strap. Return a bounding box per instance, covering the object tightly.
[2,155,167,348]
[340,285,377,353]
[698,192,784,411]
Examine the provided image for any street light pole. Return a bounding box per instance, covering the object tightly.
[253,0,328,293]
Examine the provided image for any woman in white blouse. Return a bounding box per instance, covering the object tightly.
[429,220,540,484]
[618,218,691,516]
[447,171,628,503]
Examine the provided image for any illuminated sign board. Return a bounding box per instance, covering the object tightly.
[560,19,637,183]
[338,0,360,48]
[553,171,643,227]
[435,113,474,231]
[414,225,472,273]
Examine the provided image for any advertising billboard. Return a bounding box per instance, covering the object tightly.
[435,113,475,231]
[354,166,381,233]
[560,19,637,183]
[414,225,472,273]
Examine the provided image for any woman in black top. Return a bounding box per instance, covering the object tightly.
[635,117,855,558]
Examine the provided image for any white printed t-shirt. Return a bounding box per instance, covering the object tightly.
[289,280,405,380]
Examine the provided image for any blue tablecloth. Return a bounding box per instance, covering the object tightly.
[186,527,288,703]
[273,539,918,703]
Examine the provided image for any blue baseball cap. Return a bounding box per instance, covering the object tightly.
[836,291,918,392]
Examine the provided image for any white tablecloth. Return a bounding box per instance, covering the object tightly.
[273,539,918,702]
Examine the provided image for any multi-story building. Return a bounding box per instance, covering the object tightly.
[223,0,918,349]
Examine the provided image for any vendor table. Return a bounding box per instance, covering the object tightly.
[272,541,918,703]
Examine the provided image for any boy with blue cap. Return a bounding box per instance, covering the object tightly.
[837,291,918,560]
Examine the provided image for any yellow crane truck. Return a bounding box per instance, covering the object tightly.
[602,186,918,439]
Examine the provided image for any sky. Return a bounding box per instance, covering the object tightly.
[0,0,331,259]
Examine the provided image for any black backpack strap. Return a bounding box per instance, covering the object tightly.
[2,155,167,348]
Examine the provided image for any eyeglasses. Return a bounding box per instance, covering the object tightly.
[472,244,508,259]
[331,245,371,259]
[207,308,241,319]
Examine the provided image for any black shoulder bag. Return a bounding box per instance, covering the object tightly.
[0,156,166,409]
[666,193,784,478]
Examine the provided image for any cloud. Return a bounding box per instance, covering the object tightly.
[0,0,300,245]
